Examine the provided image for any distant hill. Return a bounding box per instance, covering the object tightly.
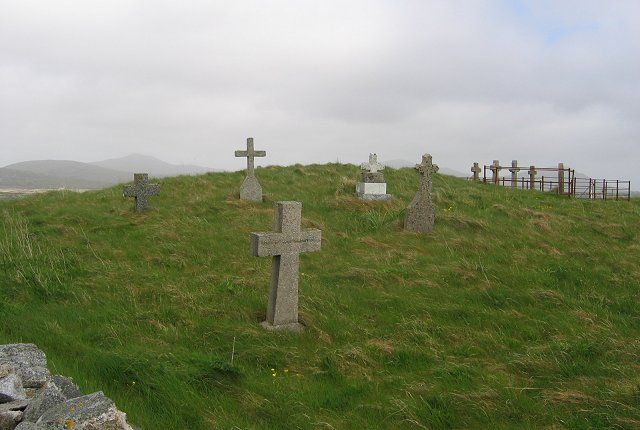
[0,154,216,190]
[384,158,468,177]
[91,154,213,177]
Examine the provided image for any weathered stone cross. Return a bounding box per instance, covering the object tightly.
[250,201,322,331]
[491,160,500,184]
[509,160,519,188]
[405,154,439,233]
[528,165,537,189]
[123,173,160,212]
[471,162,481,181]
[360,153,384,173]
[235,137,267,201]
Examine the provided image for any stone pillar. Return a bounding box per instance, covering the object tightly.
[558,162,565,195]
[491,160,500,184]
[528,165,537,190]
[509,160,518,188]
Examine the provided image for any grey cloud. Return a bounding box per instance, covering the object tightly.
[0,0,638,184]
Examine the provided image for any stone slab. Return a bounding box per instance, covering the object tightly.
[356,182,387,195]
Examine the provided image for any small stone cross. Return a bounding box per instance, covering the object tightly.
[123,173,160,212]
[235,137,266,177]
[360,153,384,173]
[250,201,322,331]
[235,137,267,201]
[471,162,481,181]
[405,154,439,233]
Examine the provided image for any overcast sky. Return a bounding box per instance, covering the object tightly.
[1,0,638,183]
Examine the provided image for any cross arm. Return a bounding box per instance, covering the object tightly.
[250,229,321,257]
[147,184,161,195]
[123,185,136,197]
[235,150,248,157]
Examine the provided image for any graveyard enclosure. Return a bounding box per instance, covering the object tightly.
[479,162,632,201]
[1,164,639,429]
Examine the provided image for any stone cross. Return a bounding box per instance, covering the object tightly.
[471,162,481,181]
[250,201,322,331]
[123,173,160,212]
[361,153,384,173]
[509,160,519,188]
[491,160,500,184]
[405,154,439,233]
[528,165,537,189]
[557,162,565,195]
[235,137,267,201]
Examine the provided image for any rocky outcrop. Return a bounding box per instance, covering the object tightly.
[0,344,135,430]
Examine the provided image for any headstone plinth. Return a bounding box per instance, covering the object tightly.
[250,201,322,332]
[404,154,438,233]
[356,153,391,200]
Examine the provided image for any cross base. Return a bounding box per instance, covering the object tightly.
[239,175,263,201]
[260,320,304,333]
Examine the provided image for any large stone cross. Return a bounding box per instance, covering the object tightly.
[471,162,481,181]
[250,201,322,331]
[235,137,267,201]
[405,154,439,233]
[361,153,384,173]
[123,173,160,212]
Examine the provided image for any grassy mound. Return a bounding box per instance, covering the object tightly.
[1,163,639,429]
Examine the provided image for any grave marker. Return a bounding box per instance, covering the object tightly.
[528,165,537,189]
[250,201,322,331]
[509,160,519,188]
[235,137,266,201]
[123,173,160,212]
[491,160,500,184]
[471,162,481,181]
[356,153,391,200]
[404,154,438,233]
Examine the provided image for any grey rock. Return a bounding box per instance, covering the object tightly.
[49,377,81,400]
[123,173,160,212]
[36,392,133,430]
[235,137,266,202]
[0,345,48,389]
[251,201,321,331]
[23,382,67,422]
[0,400,30,414]
[404,154,438,233]
[14,423,40,430]
[0,375,26,403]
[0,410,22,430]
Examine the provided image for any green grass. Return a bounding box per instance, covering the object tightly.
[1,163,639,429]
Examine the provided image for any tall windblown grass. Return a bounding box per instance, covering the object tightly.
[0,210,69,299]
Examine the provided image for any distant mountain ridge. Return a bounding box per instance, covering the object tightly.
[0,154,215,190]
